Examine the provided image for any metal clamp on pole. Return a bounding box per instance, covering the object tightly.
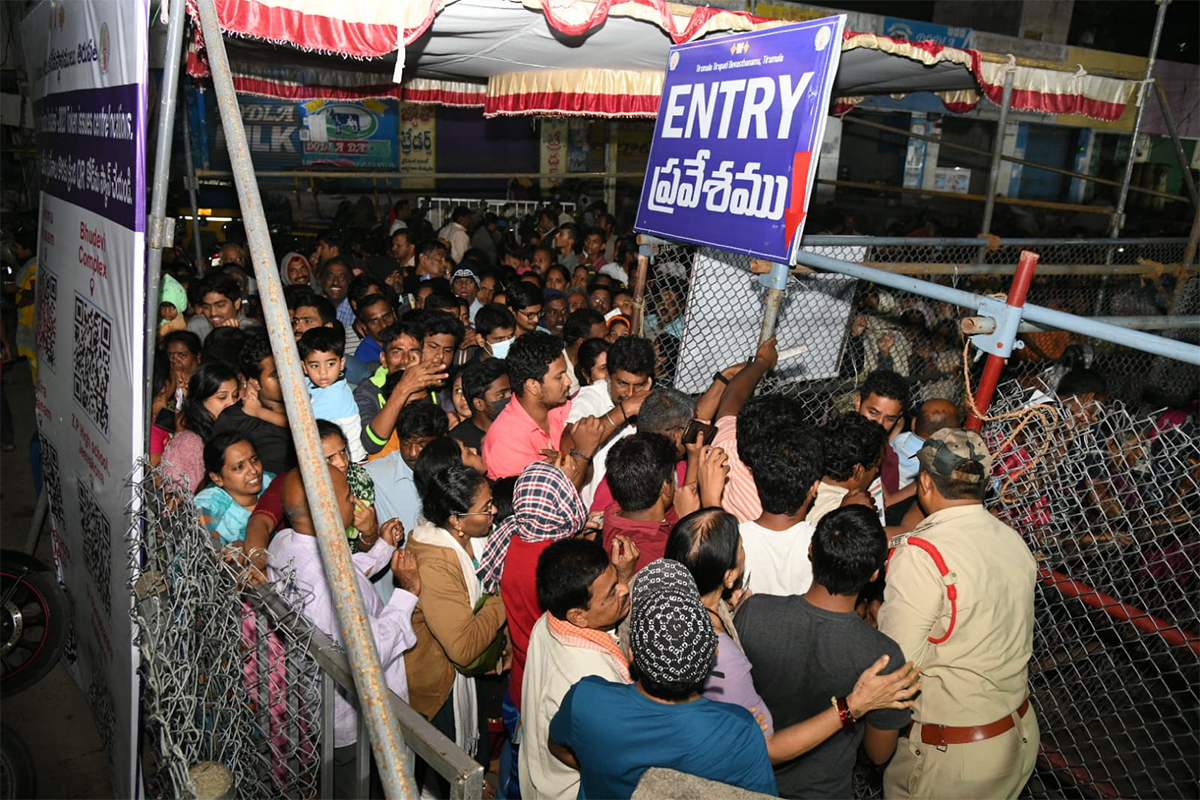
[147,215,176,250]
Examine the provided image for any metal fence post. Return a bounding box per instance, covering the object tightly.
[978,67,1015,243]
[1153,82,1200,210]
[965,250,1039,430]
[758,262,790,344]
[181,83,205,270]
[192,1,414,797]
[142,0,188,448]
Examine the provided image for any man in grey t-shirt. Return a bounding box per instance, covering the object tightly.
[736,505,911,799]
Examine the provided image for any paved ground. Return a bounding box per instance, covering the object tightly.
[2,359,113,799]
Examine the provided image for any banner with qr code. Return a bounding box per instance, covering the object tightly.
[634,17,846,264]
[22,1,146,796]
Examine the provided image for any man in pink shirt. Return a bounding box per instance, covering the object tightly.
[483,332,576,480]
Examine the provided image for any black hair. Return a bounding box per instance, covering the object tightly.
[575,338,610,386]
[417,307,465,346]
[461,358,509,412]
[858,369,911,409]
[424,290,460,314]
[320,256,352,279]
[298,326,345,360]
[284,285,314,311]
[520,272,545,289]
[413,437,466,498]
[665,508,740,596]
[382,314,426,348]
[195,273,242,305]
[811,505,888,597]
[239,330,274,383]
[475,304,517,339]
[397,401,449,442]
[491,476,517,524]
[202,327,249,375]
[506,281,544,313]
[203,430,255,482]
[606,335,655,378]
[161,330,202,357]
[914,401,960,438]
[637,387,696,436]
[822,414,886,482]
[506,332,565,399]
[613,287,633,302]
[537,538,611,620]
[450,205,472,224]
[420,464,487,529]
[751,421,824,515]
[181,361,240,440]
[557,222,581,251]
[318,230,345,252]
[316,418,348,448]
[347,274,385,308]
[634,668,707,703]
[354,293,392,323]
[737,395,805,473]
[1057,368,1108,399]
[563,308,606,347]
[293,291,337,324]
[606,432,677,512]
[416,239,448,260]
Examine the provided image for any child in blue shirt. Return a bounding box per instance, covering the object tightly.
[299,326,367,462]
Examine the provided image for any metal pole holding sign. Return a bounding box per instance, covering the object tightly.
[193,1,414,797]
[758,262,790,344]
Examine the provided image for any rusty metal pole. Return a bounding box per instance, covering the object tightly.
[758,262,790,344]
[192,2,414,797]
[978,68,1015,242]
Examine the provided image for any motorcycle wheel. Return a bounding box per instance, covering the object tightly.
[1,554,69,697]
[0,724,36,800]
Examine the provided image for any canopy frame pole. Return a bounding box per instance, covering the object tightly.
[143,0,189,446]
[604,120,619,214]
[1109,0,1170,240]
[180,76,204,271]
[979,68,1015,241]
[1152,80,1200,210]
[193,2,415,797]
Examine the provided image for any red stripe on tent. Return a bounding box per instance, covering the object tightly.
[211,0,399,57]
[485,91,661,118]
[229,75,485,106]
[538,0,772,45]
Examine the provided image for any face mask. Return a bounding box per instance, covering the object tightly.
[488,336,515,360]
[488,396,512,418]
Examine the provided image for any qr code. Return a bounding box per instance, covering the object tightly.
[87,673,117,765]
[78,478,112,618]
[39,433,66,532]
[36,269,57,373]
[73,296,112,437]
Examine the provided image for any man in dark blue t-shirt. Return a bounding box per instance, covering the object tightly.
[736,505,912,800]
[549,560,777,799]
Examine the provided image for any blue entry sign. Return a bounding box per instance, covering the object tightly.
[635,16,846,264]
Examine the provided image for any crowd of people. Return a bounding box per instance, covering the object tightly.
[145,201,1049,800]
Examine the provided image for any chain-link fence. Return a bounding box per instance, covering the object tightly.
[641,237,1198,415]
[642,238,1198,798]
[129,464,323,799]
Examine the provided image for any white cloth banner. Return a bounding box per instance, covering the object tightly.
[21,2,148,797]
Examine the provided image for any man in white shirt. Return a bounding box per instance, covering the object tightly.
[268,468,420,796]
[437,205,472,263]
[738,420,824,596]
[806,413,887,527]
[520,538,632,800]
[566,336,654,507]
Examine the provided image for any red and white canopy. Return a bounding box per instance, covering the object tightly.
[187,0,1138,121]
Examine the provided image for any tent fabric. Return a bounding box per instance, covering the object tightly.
[189,0,1139,122]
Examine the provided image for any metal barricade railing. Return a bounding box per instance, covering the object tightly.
[421,197,577,230]
[129,463,484,799]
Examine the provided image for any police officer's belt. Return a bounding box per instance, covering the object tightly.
[902,698,1030,746]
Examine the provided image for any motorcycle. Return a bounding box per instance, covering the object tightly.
[0,549,70,798]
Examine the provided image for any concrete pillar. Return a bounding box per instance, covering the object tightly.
[1018,0,1074,44]
[903,113,930,190]
[1068,128,1094,204]
[922,115,943,192]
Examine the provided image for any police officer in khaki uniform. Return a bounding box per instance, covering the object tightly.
[878,428,1039,799]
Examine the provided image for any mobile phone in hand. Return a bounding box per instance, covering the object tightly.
[682,419,718,446]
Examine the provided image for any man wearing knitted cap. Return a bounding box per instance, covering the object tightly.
[879,428,1039,799]
[548,559,776,799]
